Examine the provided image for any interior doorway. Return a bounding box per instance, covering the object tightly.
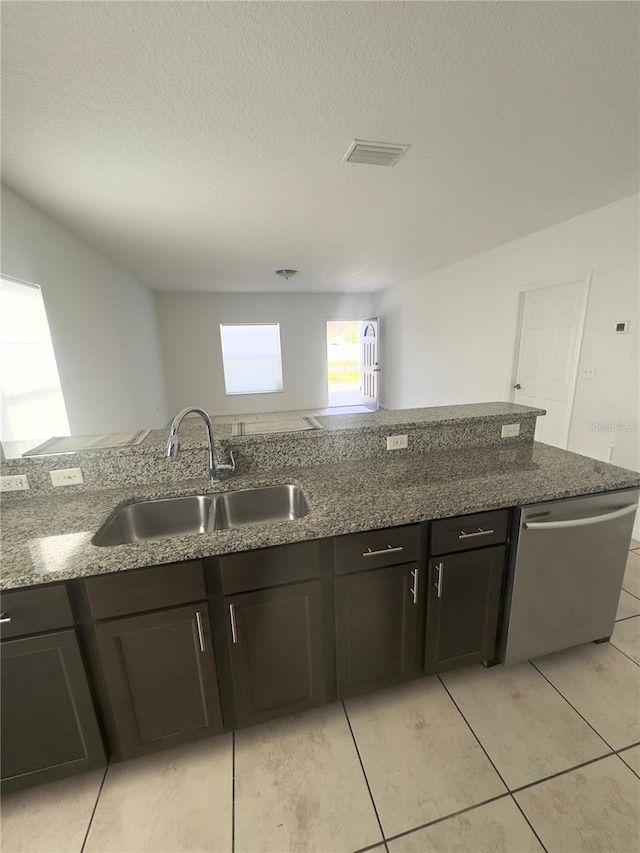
[512,276,590,448]
[360,317,379,411]
[326,321,361,407]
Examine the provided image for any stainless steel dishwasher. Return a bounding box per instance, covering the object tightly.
[498,488,639,665]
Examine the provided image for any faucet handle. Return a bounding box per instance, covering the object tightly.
[217,449,236,474]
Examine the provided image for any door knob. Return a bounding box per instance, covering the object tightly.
[513,383,522,390]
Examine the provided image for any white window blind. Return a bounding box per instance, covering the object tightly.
[0,277,70,442]
[219,324,283,395]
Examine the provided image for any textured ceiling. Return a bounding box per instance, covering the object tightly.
[2,1,638,294]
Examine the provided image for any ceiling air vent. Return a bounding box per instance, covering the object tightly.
[343,140,410,167]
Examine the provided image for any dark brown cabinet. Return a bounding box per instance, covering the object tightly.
[335,562,420,698]
[333,524,423,699]
[77,560,224,760]
[1,585,105,793]
[209,540,330,729]
[1,509,516,791]
[425,545,505,672]
[225,581,326,728]
[92,603,223,760]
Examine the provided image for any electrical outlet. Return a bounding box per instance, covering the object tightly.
[501,423,521,439]
[387,434,408,450]
[0,474,30,492]
[50,467,84,487]
[582,367,596,380]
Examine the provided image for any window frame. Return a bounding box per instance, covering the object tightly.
[219,322,284,396]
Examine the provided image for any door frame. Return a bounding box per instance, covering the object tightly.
[360,317,380,411]
[509,271,592,448]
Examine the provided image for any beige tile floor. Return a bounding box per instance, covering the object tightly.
[2,542,640,853]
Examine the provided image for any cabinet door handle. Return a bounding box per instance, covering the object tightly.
[434,563,444,598]
[229,603,238,644]
[458,528,494,540]
[410,568,419,604]
[0,613,11,624]
[195,610,206,652]
[362,545,404,558]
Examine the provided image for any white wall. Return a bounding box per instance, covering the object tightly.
[1,186,169,434]
[156,292,375,415]
[375,195,640,473]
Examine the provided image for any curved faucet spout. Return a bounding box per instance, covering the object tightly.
[166,407,235,483]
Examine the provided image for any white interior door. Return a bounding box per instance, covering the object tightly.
[513,277,589,448]
[360,318,379,411]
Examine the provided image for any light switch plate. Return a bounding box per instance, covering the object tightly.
[501,423,521,438]
[50,467,84,487]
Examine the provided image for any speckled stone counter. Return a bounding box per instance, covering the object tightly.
[1,402,543,498]
[2,441,638,590]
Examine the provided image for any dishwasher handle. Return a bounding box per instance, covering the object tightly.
[523,503,637,530]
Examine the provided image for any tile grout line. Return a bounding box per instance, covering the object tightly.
[431,675,552,851]
[510,749,630,796]
[231,730,236,853]
[436,673,511,791]
[608,640,640,669]
[508,794,549,853]
[527,658,617,751]
[380,792,510,847]
[617,744,640,781]
[341,701,390,853]
[79,766,108,853]
[614,612,640,624]
[620,585,640,602]
[528,643,637,744]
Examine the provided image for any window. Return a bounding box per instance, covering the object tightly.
[0,276,70,442]
[219,323,283,395]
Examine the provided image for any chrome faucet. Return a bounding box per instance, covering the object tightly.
[167,407,235,483]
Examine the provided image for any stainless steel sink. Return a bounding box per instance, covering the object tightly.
[92,484,310,547]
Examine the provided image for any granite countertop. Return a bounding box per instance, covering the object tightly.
[2,441,638,591]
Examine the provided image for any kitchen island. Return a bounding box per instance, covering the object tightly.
[2,402,638,794]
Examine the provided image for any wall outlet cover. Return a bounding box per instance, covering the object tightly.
[0,474,30,492]
[50,467,84,487]
[387,434,409,450]
[501,423,521,439]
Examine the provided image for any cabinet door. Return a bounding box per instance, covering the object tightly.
[94,604,223,759]
[226,581,325,728]
[1,630,105,793]
[426,545,505,673]
[336,563,419,699]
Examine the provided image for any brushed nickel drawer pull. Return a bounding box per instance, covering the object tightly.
[0,613,11,624]
[410,568,419,604]
[229,603,238,644]
[195,611,206,653]
[458,528,494,540]
[362,545,404,558]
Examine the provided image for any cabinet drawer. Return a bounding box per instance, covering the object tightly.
[0,585,73,639]
[431,510,509,556]
[334,524,422,575]
[83,561,206,620]
[219,541,320,595]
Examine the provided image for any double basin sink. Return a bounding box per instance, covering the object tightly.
[93,484,309,547]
